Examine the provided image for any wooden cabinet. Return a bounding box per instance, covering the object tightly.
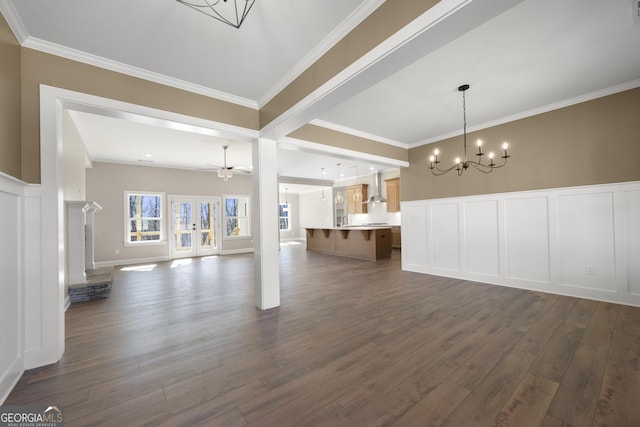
[334,187,347,226]
[346,184,368,214]
[391,226,402,248]
[385,178,400,212]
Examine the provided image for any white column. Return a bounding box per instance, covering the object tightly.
[252,138,280,309]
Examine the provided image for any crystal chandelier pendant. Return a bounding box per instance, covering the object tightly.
[176,0,256,29]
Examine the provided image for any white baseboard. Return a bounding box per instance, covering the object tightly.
[219,248,254,255]
[94,250,255,268]
[0,357,23,405]
[280,237,305,242]
[402,180,640,308]
[95,255,171,269]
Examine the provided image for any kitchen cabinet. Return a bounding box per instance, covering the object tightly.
[391,226,401,248]
[346,184,368,214]
[385,178,400,212]
[334,187,347,226]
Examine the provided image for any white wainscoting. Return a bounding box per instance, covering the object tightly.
[402,181,640,307]
[0,173,25,403]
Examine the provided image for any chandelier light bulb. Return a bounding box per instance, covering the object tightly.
[502,142,509,150]
[455,157,461,164]
[476,139,482,147]
[488,152,494,159]
[434,148,440,156]
[429,155,435,162]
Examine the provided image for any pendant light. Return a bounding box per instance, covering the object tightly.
[335,163,344,204]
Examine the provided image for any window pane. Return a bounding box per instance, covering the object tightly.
[201,231,213,246]
[237,218,249,236]
[279,218,289,230]
[143,219,161,232]
[141,195,161,217]
[226,218,238,236]
[225,198,238,217]
[200,203,211,229]
[129,196,137,218]
[180,233,192,247]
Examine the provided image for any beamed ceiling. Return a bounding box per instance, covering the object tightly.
[2,0,639,191]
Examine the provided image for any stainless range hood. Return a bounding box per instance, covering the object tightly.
[367,172,386,204]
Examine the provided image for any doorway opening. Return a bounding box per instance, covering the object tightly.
[170,196,221,258]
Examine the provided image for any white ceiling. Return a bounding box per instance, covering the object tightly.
[3,0,640,191]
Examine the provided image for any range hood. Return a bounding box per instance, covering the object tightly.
[367,172,386,204]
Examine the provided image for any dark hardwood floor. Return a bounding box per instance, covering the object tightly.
[6,243,640,426]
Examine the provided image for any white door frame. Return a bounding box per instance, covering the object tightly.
[36,85,261,370]
[169,195,221,259]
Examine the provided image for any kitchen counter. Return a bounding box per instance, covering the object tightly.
[305,227,392,260]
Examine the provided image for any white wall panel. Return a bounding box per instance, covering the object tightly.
[464,201,499,276]
[402,204,428,268]
[504,197,550,283]
[401,181,640,307]
[626,190,640,296]
[0,175,25,403]
[557,193,616,292]
[432,203,460,271]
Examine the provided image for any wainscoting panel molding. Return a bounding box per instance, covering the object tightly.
[402,181,640,307]
[0,173,25,403]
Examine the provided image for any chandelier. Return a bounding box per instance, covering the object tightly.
[429,84,510,176]
[176,0,256,29]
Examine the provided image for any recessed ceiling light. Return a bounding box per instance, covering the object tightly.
[145,153,152,158]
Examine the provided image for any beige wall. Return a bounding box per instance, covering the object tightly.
[86,162,254,264]
[0,14,21,179]
[20,48,260,184]
[288,124,408,162]
[62,111,88,201]
[402,87,640,201]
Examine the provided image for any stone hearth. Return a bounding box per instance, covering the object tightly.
[69,266,113,303]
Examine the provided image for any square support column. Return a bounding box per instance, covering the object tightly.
[252,138,280,309]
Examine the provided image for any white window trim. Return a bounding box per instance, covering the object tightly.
[124,191,166,246]
[223,194,252,240]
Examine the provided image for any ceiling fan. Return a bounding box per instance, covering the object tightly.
[206,145,251,182]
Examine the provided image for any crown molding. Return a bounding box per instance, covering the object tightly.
[409,79,640,148]
[280,136,409,168]
[257,0,385,108]
[0,1,28,43]
[21,37,259,110]
[309,119,409,149]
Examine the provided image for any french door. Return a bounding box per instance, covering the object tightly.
[170,196,221,258]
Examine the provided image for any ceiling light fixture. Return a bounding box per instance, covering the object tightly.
[429,84,511,176]
[353,160,362,202]
[320,168,326,203]
[335,163,344,204]
[176,0,256,29]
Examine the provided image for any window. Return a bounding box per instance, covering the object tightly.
[279,203,290,230]
[224,195,251,238]
[125,192,164,244]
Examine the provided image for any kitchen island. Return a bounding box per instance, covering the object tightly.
[305,226,392,260]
